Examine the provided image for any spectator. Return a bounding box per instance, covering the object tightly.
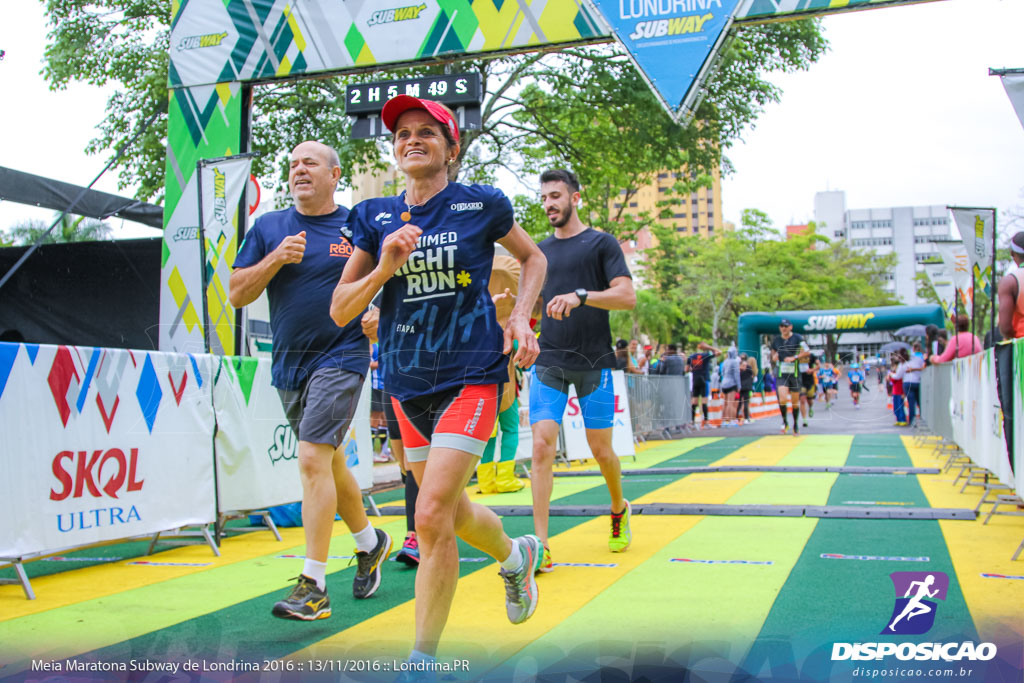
[888,349,909,426]
[653,343,686,375]
[720,347,741,425]
[614,339,630,371]
[929,315,981,363]
[903,343,925,426]
[738,353,755,425]
[628,339,646,374]
[935,329,948,356]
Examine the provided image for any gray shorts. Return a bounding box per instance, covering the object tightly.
[277,367,364,448]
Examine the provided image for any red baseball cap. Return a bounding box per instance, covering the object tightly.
[381,95,459,143]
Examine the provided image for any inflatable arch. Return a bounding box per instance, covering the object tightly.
[736,304,946,360]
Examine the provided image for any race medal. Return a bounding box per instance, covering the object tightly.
[401,211,411,222]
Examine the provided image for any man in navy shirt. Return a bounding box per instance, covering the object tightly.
[230,141,392,621]
[529,168,637,572]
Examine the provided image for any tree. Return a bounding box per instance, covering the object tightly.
[633,218,898,349]
[40,1,828,211]
[3,213,112,245]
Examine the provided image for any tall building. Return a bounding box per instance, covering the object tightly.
[814,190,951,306]
[616,165,726,273]
[812,190,952,358]
[352,164,402,203]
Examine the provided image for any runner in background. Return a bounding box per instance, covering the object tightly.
[798,355,818,427]
[770,319,810,435]
[229,140,390,620]
[362,305,419,566]
[847,363,865,408]
[817,360,834,411]
[476,253,526,495]
[529,168,637,573]
[687,342,723,429]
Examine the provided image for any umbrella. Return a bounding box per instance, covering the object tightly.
[894,324,927,337]
[879,341,911,354]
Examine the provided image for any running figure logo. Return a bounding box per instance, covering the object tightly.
[882,571,949,635]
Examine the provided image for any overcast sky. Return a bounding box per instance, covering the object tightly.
[719,0,1024,237]
[1,0,1022,240]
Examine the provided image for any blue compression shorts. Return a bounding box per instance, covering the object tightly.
[528,365,615,429]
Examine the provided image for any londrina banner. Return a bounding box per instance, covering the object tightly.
[589,0,742,118]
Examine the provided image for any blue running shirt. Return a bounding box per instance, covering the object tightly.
[234,206,369,391]
[348,183,514,402]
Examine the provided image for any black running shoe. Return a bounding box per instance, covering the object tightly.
[352,528,393,599]
[271,575,331,620]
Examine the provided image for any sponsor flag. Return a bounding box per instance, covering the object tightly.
[950,208,994,297]
[589,0,742,121]
[998,72,1024,131]
[198,155,252,354]
[934,241,973,313]
[923,260,957,317]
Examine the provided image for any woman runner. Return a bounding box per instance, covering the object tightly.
[330,95,547,669]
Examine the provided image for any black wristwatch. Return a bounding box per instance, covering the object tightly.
[575,288,588,306]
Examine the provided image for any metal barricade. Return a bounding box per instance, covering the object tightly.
[625,373,692,439]
[921,364,953,443]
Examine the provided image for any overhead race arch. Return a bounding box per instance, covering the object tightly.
[161,0,949,354]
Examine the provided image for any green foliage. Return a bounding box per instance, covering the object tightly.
[39,1,828,214]
[3,213,112,245]
[629,220,898,347]
[42,0,171,202]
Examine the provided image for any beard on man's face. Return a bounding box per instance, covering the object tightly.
[547,203,571,228]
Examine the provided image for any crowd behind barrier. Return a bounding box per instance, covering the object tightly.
[0,341,372,569]
[921,339,1023,497]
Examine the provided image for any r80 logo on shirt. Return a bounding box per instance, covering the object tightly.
[330,241,354,258]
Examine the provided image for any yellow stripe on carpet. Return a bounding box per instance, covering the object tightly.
[0,518,410,671]
[902,436,1024,644]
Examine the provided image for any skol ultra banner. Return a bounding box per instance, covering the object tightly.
[0,342,215,558]
[197,155,252,355]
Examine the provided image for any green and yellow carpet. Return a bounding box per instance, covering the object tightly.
[2,435,1022,682]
